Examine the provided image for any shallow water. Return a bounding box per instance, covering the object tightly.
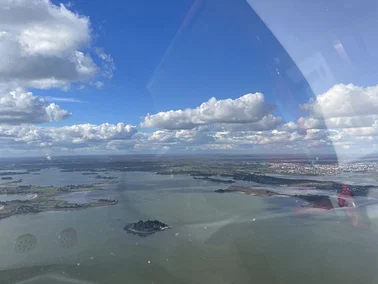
[1,170,378,284]
[18,168,101,187]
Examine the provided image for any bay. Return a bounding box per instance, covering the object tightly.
[1,170,378,283]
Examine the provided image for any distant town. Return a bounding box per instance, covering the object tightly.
[266,162,378,175]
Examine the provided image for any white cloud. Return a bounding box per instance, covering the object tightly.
[294,83,378,157]
[1,81,376,156]
[332,121,378,139]
[0,122,138,149]
[137,90,340,154]
[280,122,298,132]
[297,83,378,158]
[213,114,283,132]
[148,128,214,144]
[95,48,116,78]
[0,0,111,89]
[0,89,70,124]
[141,93,276,129]
[105,140,136,151]
[144,124,332,154]
[3,1,90,57]
[326,124,378,158]
[51,123,138,143]
[298,115,378,129]
[223,129,302,146]
[303,129,330,141]
[93,81,104,89]
[302,84,378,119]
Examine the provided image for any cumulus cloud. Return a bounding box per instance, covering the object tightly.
[138,84,377,156]
[331,121,378,139]
[302,83,378,118]
[95,48,116,78]
[297,84,378,134]
[213,114,283,132]
[105,140,136,151]
[325,124,378,157]
[294,84,378,156]
[0,89,70,124]
[144,124,332,154]
[210,129,334,155]
[149,128,214,144]
[0,0,111,89]
[0,123,137,149]
[303,129,331,141]
[54,123,137,143]
[141,93,276,129]
[216,130,302,146]
[280,122,299,132]
[298,115,378,129]
[93,81,104,89]
[291,83,378,157]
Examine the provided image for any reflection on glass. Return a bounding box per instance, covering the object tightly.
[14,273,95,284]
[58,228,78,249]
[0,0,378,283]
[14,234,37,253]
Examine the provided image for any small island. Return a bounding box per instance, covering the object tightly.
[124,220,171,237]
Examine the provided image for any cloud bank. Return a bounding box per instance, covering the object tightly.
[0,0,376,158]
[141,93,279,130]
[0,89,70,124]
[0,0,111,90]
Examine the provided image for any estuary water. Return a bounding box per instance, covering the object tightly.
[1,170,378,284]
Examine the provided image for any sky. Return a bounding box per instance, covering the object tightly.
[0,0,378,160]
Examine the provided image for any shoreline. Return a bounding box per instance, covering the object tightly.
[0,198,118,221]
[0,181,119,221]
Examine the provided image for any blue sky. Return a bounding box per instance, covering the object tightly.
[43,0,313,126]
[0,0,378,159]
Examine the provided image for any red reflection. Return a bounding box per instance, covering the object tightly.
[293,184,361,227]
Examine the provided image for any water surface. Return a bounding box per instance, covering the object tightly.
[1,171,378,284]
